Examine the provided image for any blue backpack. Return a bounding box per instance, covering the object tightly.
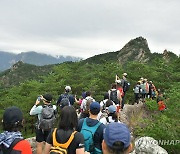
[80,118,102,153]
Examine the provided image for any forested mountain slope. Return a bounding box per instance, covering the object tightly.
[0,61,55,88]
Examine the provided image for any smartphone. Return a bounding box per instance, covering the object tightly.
[37,96,41,101]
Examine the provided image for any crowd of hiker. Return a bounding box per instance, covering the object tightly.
[133,77,167,111]
[0,73,168,154]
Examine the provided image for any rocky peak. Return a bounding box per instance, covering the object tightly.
[117,36,151,64]
[11,61,24,71]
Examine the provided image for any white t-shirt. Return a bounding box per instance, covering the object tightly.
[100,116,121,125]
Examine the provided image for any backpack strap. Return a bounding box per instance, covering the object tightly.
[106,117,109,123]
[82,118,101,136]
[52,128,77,149]
[2,138,23,154]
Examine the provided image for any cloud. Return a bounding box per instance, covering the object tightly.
[0,0,179,58]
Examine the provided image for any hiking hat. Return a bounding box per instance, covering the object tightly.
[65,86,71,92]
[140,77,144,80]
[3,106,23,124]
[134,137,168,154]
[123,73,127,77]
[108,105,116,113]
[104,122,131,148]
[42,94,52,103]
[90,101,100,113]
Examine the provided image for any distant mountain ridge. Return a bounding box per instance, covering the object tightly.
[0,51,81,72]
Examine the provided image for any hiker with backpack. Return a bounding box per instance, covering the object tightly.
[100,105,120,125]
[121,73,130,110]
[100,92,109,112]
[57,86,75,109]
[108,83,122,113]
[78,102,105,154]
[30,94,56,154]
[144,79,150,98]
[157,92,167,111]
[44,106,86,154]
[98,92,109,121]
[140,79,146,103]
[102,122,132,154]
[80,91,95,119]
[0,106,32,154]
[133,81,141,104]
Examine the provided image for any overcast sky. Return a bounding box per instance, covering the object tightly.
[0,0,179,59]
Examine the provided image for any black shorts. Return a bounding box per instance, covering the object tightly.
[35,128,51,142]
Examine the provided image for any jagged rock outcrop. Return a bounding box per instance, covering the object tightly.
[117,36,151,64]
[11,61,24,71]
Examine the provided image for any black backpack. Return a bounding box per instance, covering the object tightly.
[123,80,130,92]
[39,105,56,130]
[0,138,23,154]
[59,94,70,109]
[110,90,119,105]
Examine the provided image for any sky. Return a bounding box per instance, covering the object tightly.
[0,0,179,59]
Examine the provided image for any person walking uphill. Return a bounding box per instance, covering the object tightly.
[30,94,57,154]
[44,106,85,154]
[57,86,75,109]
[78,102,105,154]
[108,83,122,113]
[121,73,130,110]
[0,106,32,154]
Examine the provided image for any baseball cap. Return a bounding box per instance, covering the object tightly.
[90,102,100,113]
[108,105,116,113]
[123,73,127,76]
[134,137,168,154]
[65,86,71,91]
[3,106,23,124]
[104,122,131,148]
[42,94,52,103]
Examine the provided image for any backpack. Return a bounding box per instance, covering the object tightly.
[50,128,76,154]
[39,105,56,130]
[117,87,124,97]
[134,85,140,93]
[59,94,70,109]
[83,98,94,114]
[110,90,119,105]
[123,80,130,92]
[0,138,23,154]
[80,118,102,153]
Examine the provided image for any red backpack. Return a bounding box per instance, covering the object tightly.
[117,87,124,97]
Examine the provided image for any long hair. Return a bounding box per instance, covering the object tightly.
[58,106,78,130]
